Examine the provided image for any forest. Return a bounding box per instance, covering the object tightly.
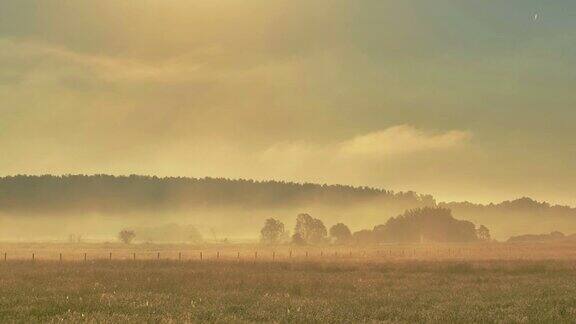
[0,175,434,213]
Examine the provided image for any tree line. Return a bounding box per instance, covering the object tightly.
[260,207,491,245]
[0,175,435,214]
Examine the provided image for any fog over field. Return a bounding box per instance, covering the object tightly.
[0,175,574,242]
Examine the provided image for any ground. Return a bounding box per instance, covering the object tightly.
[1,243,576,322]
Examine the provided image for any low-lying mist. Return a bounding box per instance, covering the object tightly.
[0,202,413,243]
[1,175,575,242]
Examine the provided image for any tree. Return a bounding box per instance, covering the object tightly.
[353,230,375,245]
[68,233,82,243]
[476,225,491,241]
[260,218,286,245]
[118,229,136,244]
[375,207,479,243]
[294,213,327,245]
[291,232,306,245]
[329,223,352,244]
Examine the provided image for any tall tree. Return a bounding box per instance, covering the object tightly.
[329,223,352,244]
[294,213,327,245]
[260,218,286,245]
[476,225,491,241]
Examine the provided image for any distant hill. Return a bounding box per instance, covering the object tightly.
[0,175,575,240]
[439,198,576,239]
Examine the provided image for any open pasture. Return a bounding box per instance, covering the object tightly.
[1,242,576,322]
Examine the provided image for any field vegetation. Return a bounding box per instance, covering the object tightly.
[2,242,576,322]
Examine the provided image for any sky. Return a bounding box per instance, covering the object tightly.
[0,0,575,206]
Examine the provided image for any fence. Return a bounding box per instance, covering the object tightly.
[1,245,572,262]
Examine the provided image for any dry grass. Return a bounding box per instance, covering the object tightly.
[1,242,576,322]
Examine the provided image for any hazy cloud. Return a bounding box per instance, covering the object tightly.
[258,125,472,172]
[339,125,472,158]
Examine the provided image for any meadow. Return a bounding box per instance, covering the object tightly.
[1,242,576,322]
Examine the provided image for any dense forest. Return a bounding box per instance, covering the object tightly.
[0,175,435,214]
[0,175,575,240]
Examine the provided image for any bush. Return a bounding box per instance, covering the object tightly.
[118,229,136,244]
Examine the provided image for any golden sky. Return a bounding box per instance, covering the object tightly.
[0,0,575,205]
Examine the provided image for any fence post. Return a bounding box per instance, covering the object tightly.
[179,252,182,261]
[289,250,292,258]
[157,252,160,260]
[109,252,112,260]
[84,253,87,262]
[4,252,6,261]
[217,251,220,260]
[60,253,62,262]
[133,252,136,260]
[237,251,240,261]
[305,251,308,258]
[200,252,203,261]
[320,251,323,257]
[32,253,35,261]
[272,251,275,261]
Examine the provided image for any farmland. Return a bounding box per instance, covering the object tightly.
[2,242,576,322]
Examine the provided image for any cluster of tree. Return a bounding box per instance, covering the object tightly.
[260,214,331,245]
[0,175,435,215]
[352,208,490,244]
[507,231,567,243]
[260,208,491,245]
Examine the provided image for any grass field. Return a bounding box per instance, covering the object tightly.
[2,243,576,322]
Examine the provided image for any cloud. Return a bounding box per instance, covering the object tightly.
[0,38,207,84]
[338,125,472,158]
[260,125,472,163]
[255,125,472,180]
[244,124,475,193]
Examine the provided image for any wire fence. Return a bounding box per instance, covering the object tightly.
[2,244,576,262]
